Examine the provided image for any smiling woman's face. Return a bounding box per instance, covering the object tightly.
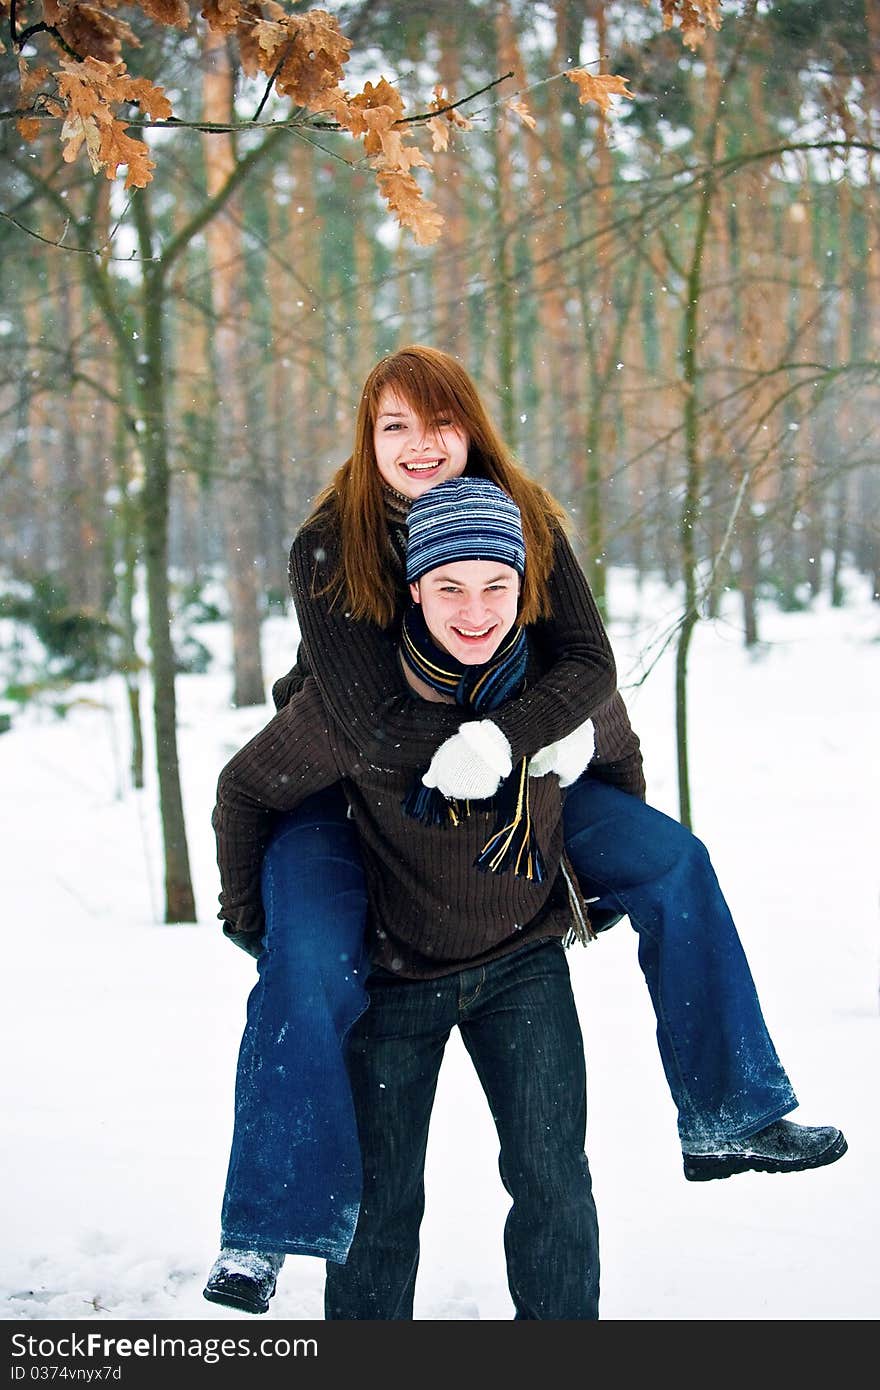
[373,387,469,499]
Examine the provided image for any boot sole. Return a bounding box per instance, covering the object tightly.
[203,1278,276,1315]
[683,1131,847,1182]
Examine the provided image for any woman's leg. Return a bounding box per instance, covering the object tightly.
[220,786,370,1261]
[562,778,798,1150]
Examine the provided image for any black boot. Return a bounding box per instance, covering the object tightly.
[203,1248,285,1314]
[683,1119,847,1182]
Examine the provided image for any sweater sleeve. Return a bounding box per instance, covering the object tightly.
[270,648,310,712]
[587,691,647,800]
[289,514,619,770]
[490,527,618,761]
[212,677,350,940]
[288,516,462,769]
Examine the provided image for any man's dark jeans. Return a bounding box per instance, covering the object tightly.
[324,938,600,1321]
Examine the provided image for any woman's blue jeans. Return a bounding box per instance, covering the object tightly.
[219,777,797,1261]
[324,939,599,1320]
[562,779,797,1149]
[220,788,369,1260]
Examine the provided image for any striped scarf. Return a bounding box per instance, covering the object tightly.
[399,602,546,882]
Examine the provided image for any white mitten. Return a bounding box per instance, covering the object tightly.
[528,742,559,778]
[422,720,513,800]
[552,718,596,787]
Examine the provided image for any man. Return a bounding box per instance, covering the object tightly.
[208,477,602,1319]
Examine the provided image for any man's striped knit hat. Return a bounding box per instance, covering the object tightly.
[405,476,526,583]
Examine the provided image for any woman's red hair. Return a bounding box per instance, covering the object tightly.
[307,345,567,627]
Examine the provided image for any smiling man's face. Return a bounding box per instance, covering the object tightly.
[373,388,469,499]
[409,559,520,665]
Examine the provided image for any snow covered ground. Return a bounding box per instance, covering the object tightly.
[2,568,878,1322]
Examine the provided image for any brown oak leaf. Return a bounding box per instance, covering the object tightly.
[58,5,140,65]
[18,60,52,101]
[243,16,286,78]
[17,117,44,142]
[565,70,633,114]
[139,0,190,26]
[506,97,536,130]
[374,138,430,173]
[98,119,157,187]
[377,168,444,246]
[426,116,449,153]
[347,77,405,131]
[56,66,104,119]
[429,85,472,129]
[61,110,104,171]
[42,0,66,26]
[273,9,351,108]
[122,75,173,120]
[200,0,242,34]
[650,0,722,52]
[425,85,472,151]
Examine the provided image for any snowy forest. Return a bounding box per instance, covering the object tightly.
[1,0,878,926]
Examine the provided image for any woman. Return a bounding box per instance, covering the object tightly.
[204,346,845,1315]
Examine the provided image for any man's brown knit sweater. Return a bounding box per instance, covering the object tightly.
[214,666,582,979]
[214,492,646,978]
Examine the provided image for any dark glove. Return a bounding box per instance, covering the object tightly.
[222,923,264,959]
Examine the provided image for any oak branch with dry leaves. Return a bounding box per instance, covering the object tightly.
[2,0,722,244]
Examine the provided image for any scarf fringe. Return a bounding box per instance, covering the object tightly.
[559,855,597,946]
[401,782,463,828]
[473,759,546,882]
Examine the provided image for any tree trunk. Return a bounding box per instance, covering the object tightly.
[23,286,52,574]
[202,32,266,708]
[504,10,565,488]
[135,236,196,921]
[579,1,615,613]
[739,503,760,646]
[829,177,852,607]
[492,0,519,446]
[675,27,724,828]
[113,388,145,791]
[789,183,824,598]
[433,27,469,362]
[864,0,880,600]
[286,138,326,538]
